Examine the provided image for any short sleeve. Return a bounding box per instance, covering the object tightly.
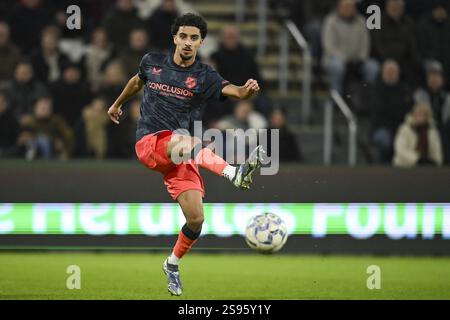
[138,53,151,81]
[203,67,230,101]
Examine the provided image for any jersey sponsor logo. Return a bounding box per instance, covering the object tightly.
[148,81,194,98]
[185,76,197,89]
[152,67,162,76]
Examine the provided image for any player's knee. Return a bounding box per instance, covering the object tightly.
[174,136,202,161]
[182,137,201,155]
[168,135,194,163]
[187,215,204,231]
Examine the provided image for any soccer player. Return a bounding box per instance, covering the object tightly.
[107,13,264,296]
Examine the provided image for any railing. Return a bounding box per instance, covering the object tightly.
[235,0,245,25]
[256,0,267,58]
[283,20,312,124]
[236,1,267,56]
[324,90,358,166]
[235,0,312,123]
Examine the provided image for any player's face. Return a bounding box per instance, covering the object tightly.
[173,26,203,61]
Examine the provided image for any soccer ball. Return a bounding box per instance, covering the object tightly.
[245,212,288,253]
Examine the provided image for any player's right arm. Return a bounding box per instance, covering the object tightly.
[107,74,144,124]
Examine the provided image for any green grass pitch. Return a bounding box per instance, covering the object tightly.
[0,252,449,300]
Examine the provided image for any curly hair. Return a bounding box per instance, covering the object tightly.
[171,13,208,39]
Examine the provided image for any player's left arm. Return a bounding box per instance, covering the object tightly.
[221,79,260,100]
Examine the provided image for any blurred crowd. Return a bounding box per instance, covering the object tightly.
[280,0,450,166]
[0,0,180,160]
[0,0,298,162]
[0,0,449,167]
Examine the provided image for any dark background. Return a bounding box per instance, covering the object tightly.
[1,161,449,202]
[1,161,449,255]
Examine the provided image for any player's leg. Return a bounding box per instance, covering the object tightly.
[172,189,204,260]
[167,134,265,189]
[163,190,204,296]
[167,134,231,175]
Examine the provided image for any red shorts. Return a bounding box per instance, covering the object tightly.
[135,130,205,200]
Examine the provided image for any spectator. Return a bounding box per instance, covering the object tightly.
[18,96,74,160]
[8,0,55,54]
[81,98,109,159]
[98,61,128,106]
[15,125,39,160]
[0,60,48,118]
[82,28,116,92]
[393,103,443,167]
[98,61,128,158]
[217,100,267,131]
[52,0,94,40]
[51,63,92,126]
[210,25,263,89]
[0,92,20,157]
[119,28,151,79]
[30,26,71,84]
[102,0,144,52]
[202,97,235,129]
[321,0,378,94]
[146,0,179,52]
[414,60,450,164]
[106,97,140,159]
[369,59,412,163]
[267,108,302,162]
[372,0,420,85]
[53,0,111,30]
[216,100,267,164]
[417,0,450,84]
[0,21,21,82]
[210,25,271,116]
[104,99,144,159]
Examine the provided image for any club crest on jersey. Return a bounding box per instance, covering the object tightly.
[152,67,162,76]
[185,76,197,89]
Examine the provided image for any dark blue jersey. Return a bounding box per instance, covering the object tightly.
[135,52,230,141]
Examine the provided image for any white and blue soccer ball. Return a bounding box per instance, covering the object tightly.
[245,212,288,253]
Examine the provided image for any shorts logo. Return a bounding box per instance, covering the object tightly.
[152,67,162,76]
[185,76,197,89]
